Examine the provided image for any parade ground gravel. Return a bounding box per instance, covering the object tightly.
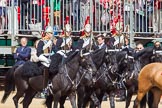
[0,91,162,108]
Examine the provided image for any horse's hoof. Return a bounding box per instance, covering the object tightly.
[116,96,125,102]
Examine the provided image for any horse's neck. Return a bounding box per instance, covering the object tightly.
[140,57,150,68]
[77,67,90,86]
[93,50,105,70]
[65,55,80,80]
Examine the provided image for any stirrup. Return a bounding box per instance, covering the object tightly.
[46,82,53,95]
[48,82,53,88]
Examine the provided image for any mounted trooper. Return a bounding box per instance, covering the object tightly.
[55,16,73,57]
[36,26,54,90]
[37,26,53,68]
[77,16,93,52]
[48,16,73,77]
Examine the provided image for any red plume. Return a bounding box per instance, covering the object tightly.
[84,16,90,27]
[62,16,70,35]
[65,16,70,25]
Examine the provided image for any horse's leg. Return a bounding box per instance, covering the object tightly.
[134,91,148,108]
[140,95,147,108]
[133,74,154,108]
[97,92,105,108]
[69,91,77,108]
[93,90,106,108]
[82,93,91,108]
[90,92,100,107]
[59,95,67,108]
[22,87,37,108]
[109,91,115,108]
[13,81,27,108]
[89,91,103,108]
[125,87,135,108]
[45,95,53,108]
[77,86,89,108]
[53,91,61,108]
[77,92,84,108]
[150,87,162,108]
[133,83,152,108]
[13,91,25,108]
[147,91,153,108]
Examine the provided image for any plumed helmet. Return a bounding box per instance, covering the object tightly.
[64,16,72,32]
[65,24,72,32]
[111,27,117,35]
[45,26,53,33]
[84,24,91,33]
[84,16,91,33]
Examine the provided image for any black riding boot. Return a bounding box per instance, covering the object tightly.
[43,67,49,89]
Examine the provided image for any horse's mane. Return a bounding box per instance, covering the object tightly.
[116,51,130,75]
[21,61,42,77]
[116,51,127,62]
[64,51,79,64]
[49,53,63,75]
[91,48,106,69]
[49,51,79,75]
[122,47,134,56]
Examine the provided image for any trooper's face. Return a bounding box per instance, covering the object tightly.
[46,32,53,39]
[65,31,71,36]
[85,31,91,36]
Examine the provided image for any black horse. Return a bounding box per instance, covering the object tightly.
[76,48,114,108]
[1,50,96,108]
[78,49,132,108]
[45,48,108,108]
[93,50,134,108]
[45,50,97,108]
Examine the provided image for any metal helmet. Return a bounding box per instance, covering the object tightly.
[84,16,91,33]
[64,16,72,32]
[65,24,72,32]
[45,26,53,33]
[84,24,91,33]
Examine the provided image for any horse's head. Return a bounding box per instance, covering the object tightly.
[116,51,134,75]
[91,48,106,70]
[79,50,97,73]
[105,50,119,73]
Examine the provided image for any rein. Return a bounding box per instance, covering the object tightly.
[107,63,128,89]
[75,68,87,88]
[93,64,107,83]
[106,65,118,85]
[63,63,90,89]
[64,64,74,85]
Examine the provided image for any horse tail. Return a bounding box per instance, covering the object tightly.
[1,66,16,103]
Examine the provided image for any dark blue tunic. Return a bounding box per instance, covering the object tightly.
[14,46,31,66]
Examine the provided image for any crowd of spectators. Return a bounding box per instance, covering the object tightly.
[0,0,162,36]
